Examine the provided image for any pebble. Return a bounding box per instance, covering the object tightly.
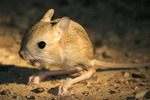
[126,97,135,100]
[134,86,139,90]
[34,87,44,93]
[144,91,150,99]
[135,91,150,99]
[139,83,145,86]
[1,89,11,95]
[109,90,116,94]
[131,73,145,79]
[124,72,130,78]
[26,96,36,99]
[82,91,89,96]
[115,87,119,89]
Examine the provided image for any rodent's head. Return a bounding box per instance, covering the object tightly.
[19,9,70,67]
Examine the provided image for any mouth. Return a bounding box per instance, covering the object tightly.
[29,60,41,67]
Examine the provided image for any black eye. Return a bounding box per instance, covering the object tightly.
[38,41,46,49]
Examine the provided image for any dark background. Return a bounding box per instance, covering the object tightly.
[0,0,150,45]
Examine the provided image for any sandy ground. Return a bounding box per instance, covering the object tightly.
[0,0,150,100]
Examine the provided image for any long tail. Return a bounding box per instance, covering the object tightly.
[93,59,150,68]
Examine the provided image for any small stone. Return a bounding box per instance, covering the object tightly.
[134,86,139,90]
[115,87,119,89]
[26,96,30,98]
[109,90,116,94]
[26,96,36,99]
[34,88,44,93]
[124,72,130,78]
[144,91,150,99]
[125,81,129,84]
[1,89,11,95]
[139,83,145,86]
[126,97,135,100]
[82,91,89,96]
[135,91,147,99]
[132,73,145,79]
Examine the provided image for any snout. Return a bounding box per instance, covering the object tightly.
[19,50,26,60]
[19,50,41,67]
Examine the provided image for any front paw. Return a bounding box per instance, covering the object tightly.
[28,75,43,85]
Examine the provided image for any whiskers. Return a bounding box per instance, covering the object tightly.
[14,42,21,49]
[34,55,52,60]
[33,54,56,65]
[12,43,21,52]
[6,38,21,54]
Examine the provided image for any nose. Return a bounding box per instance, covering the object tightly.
[19,50,25,59]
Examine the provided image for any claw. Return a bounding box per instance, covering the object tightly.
[58,79,71,95]
[28,75,42,85]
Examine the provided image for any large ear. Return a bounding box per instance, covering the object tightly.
[53,17,70,41]
[41,9,54,22]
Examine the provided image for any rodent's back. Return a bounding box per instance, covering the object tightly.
[61,20,94,59]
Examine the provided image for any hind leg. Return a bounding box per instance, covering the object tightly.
[58,67,96,95]
[28,70,77,85]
